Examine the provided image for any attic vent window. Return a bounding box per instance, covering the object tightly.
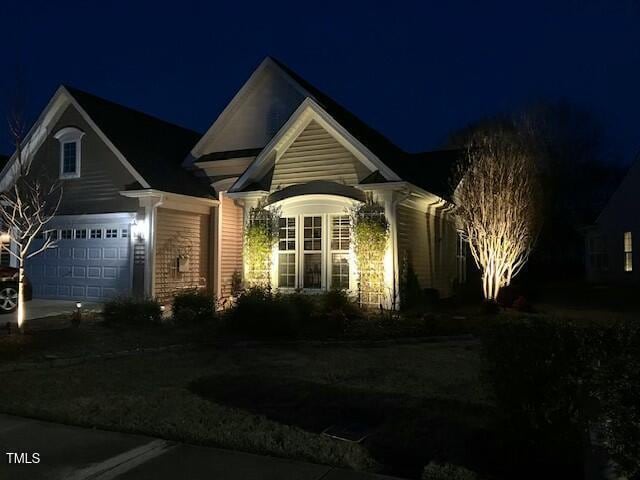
[54,126,84,179]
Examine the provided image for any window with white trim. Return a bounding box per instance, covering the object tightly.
[121,228,129,238]
[303,216,322,289]
[90,229,102,239]
[106,228,118,239]
[278,217,296,288]
[624,231,633,272]
[74,229,87,239]
[54,127,84,179]
[60,229,73,240]
[330,215,350,289]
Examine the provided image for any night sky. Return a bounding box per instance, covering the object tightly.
[2,0,639,163]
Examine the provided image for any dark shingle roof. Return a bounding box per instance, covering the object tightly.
[271,58,460,199]
[196,148,263,163]
[64,86,214,198]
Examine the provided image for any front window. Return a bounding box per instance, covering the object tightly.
[331,216,350,289]
[303,216,322,289]
[278,217,296,288]
[54,127,84,179]
[624,231,633,272]
[274,212,355,292]
[62,142,78,175]
[61,229,73,240]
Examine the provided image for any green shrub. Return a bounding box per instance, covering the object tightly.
[103,296,162,325]
[223,287,361,338]
[223,287,295,337]
[422,462,479,480]
[482,317,640,478]
[172,289,217,324]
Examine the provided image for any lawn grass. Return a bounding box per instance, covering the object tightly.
[0,333,491,478]
[0,317,214,364]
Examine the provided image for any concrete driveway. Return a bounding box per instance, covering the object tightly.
[0,299,102,329]
[0,414,401,480]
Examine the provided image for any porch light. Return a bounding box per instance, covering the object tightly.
[131,218,146,241]
[160,305,166,313]
[76,302,82,309]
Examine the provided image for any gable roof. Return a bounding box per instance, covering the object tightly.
[64,86,214,198]
[261,58,460,199]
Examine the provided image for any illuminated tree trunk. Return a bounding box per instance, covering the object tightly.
[17,262,25,329]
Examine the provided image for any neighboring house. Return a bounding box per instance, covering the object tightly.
[0,57,465,308]
[586,157,639,284]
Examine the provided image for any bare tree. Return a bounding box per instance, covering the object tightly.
[453,125,541,301]
[1,80,62,328]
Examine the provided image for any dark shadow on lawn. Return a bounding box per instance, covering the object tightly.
[190,374,501,479]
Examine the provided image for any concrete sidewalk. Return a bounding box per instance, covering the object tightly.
[0,414,401,480]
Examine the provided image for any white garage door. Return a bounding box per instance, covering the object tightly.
[27,218,132,301]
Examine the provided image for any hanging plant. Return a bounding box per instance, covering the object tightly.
[351,196,389,307]
[244,203,280,288]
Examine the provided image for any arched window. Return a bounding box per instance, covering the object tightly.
[54,126,84,179]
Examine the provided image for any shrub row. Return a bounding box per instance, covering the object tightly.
[103,289,217,326]
[222,287,361,338]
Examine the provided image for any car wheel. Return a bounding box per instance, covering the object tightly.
[0,285,18,314]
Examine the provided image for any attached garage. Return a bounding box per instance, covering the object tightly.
[26,214,134,301]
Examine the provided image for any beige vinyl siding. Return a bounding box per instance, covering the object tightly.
[270,120,370,190]
[397,205,432,289]
[154,208,210,304]
[396,204,458,298]
[219,194,244,298]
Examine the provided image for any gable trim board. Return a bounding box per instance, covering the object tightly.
[230,98,401,193]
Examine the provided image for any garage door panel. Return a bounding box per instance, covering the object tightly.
[87,267,101,278]
[26,220,132,301]
[72,266,86,278]
[73,249,87,260]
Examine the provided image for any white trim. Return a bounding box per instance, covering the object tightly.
[120,189,218,206]
[225,190,269,201]
[211,178,238,193]
[229,98,401,193]
[50,212,136,223]
[216,192,225,299]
